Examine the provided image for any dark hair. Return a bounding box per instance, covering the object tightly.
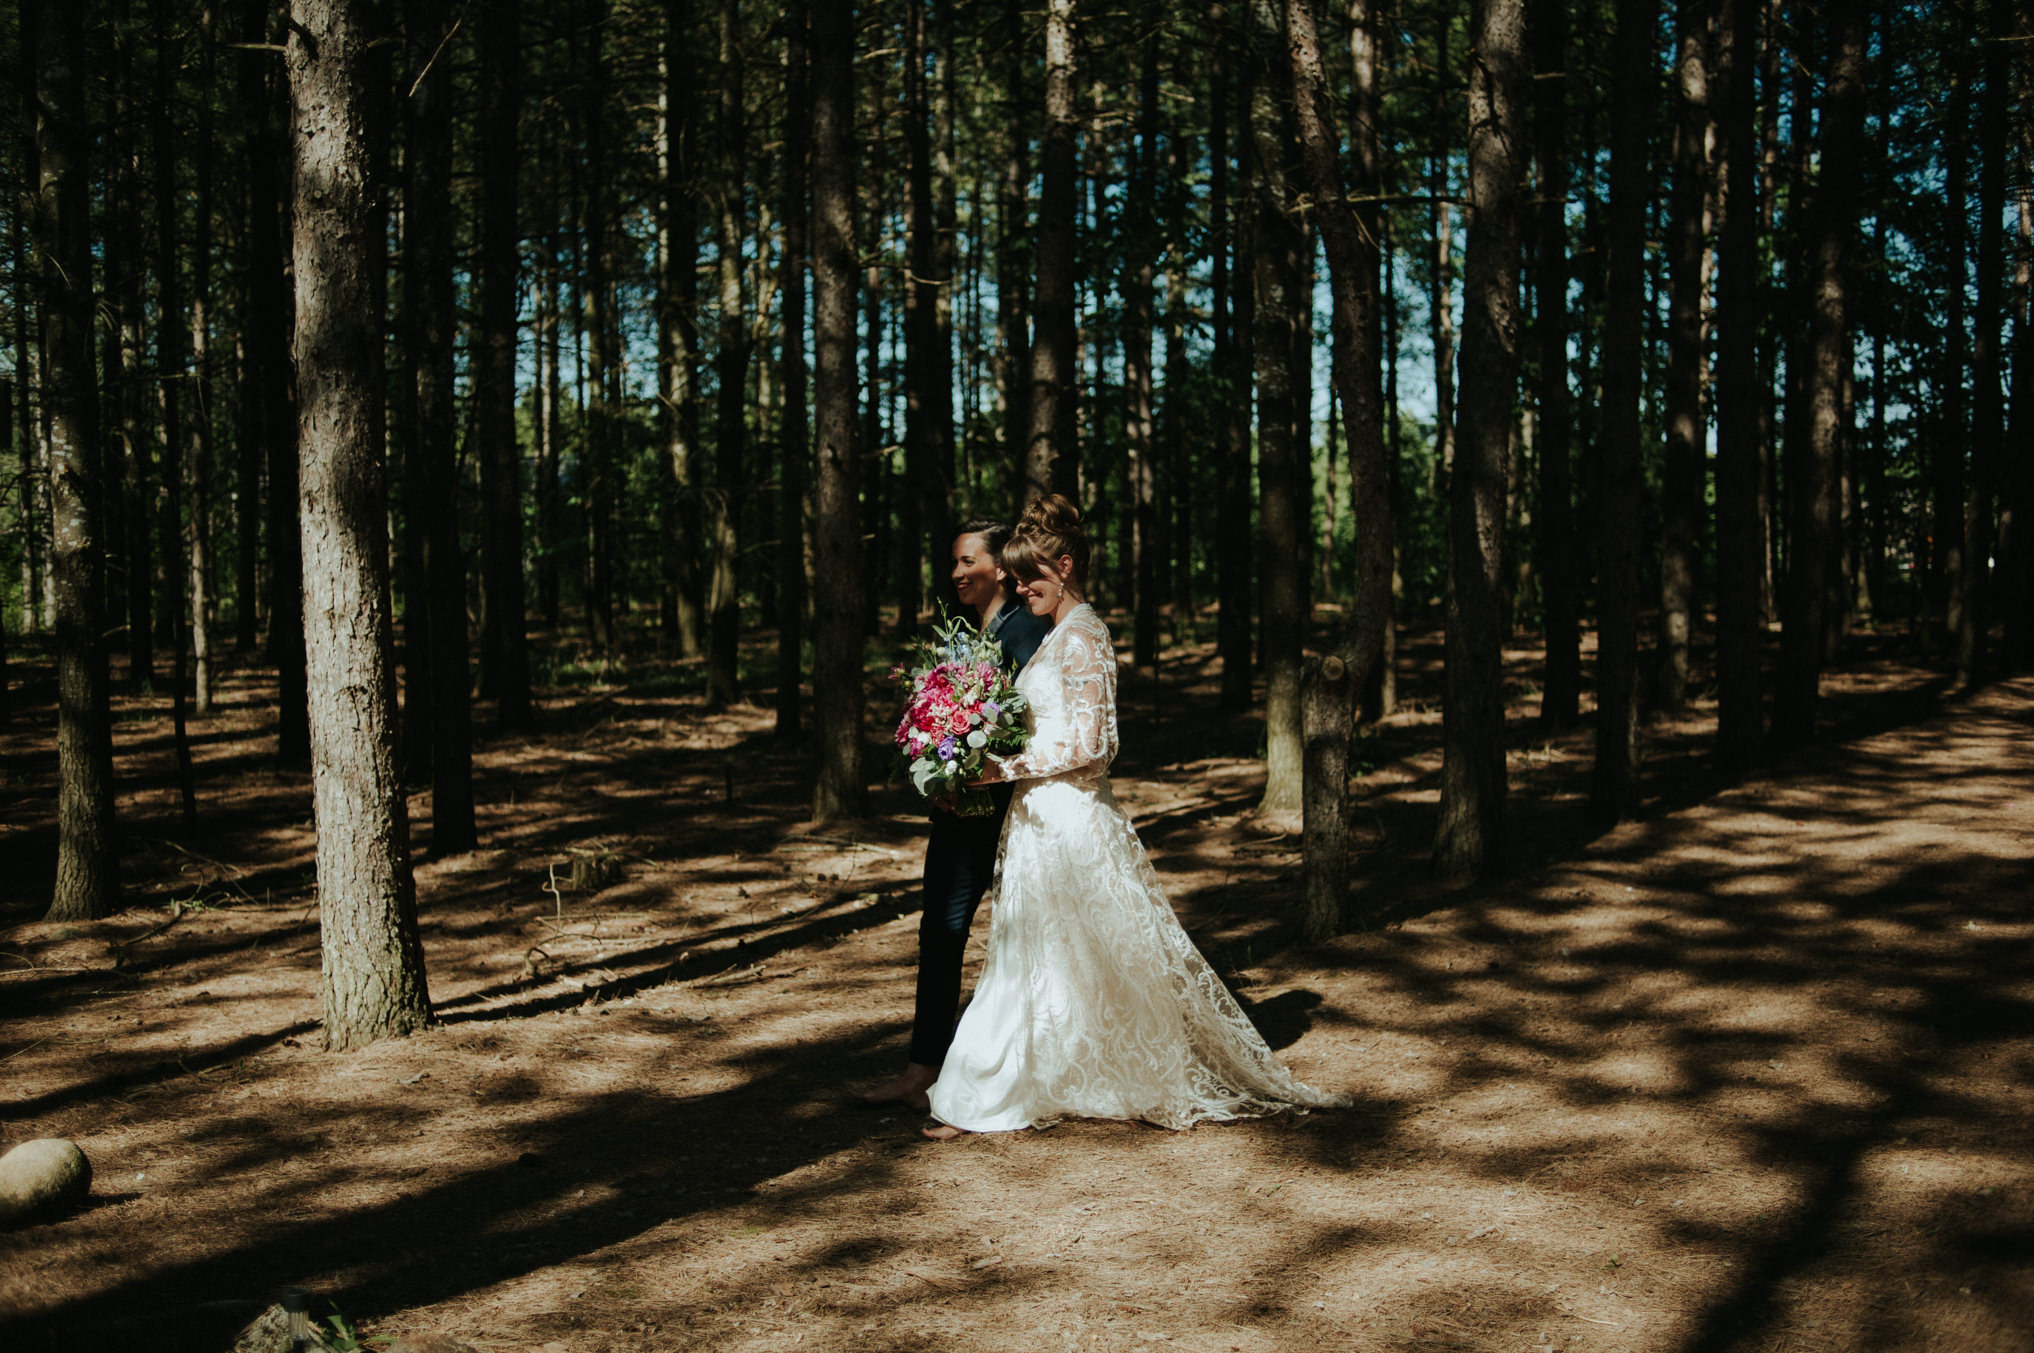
[954,518,1018,599]
[1002,494,1090,588]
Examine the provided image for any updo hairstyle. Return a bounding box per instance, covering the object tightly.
[955,517,1017,598]
[1001,493,1090,590]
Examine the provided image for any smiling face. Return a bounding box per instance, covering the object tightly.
[951,533,1006,616]
[1013,554,1080,622]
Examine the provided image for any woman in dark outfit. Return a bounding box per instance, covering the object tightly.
[857,520,1051,1112]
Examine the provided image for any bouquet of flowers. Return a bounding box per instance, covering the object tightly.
[891,611,1031,816]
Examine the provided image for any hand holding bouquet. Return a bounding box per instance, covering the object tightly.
[891,612,1031,817]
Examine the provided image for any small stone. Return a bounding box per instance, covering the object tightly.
[0,1138,92,1226]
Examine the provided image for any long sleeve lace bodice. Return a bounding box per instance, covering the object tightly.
[980,605,1117,784]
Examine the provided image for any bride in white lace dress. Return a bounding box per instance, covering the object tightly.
[925,496,1347,1137]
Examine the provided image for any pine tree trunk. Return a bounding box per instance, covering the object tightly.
[1127,11,1160,669]
[1713,0,1764,774]
[1024,0,1078,499]
[1656,0,1711,713]
[657,1,705,658]
[152,1,196,825]
[997,0,1032,498]
[581,0,618,653]
[1589,0,1653,826]
[2001,188,2033,672]
[287,0,431,1049]
[707,0,748,704]
[108,11,152,696]
[1434,0,1525,878]
[1932,46,1970,653]
[1429,13,1456,486]
[1213,12,1254,712]
[811,0,865,823]
[1770,0,1866,749]
[904,0,954,629]
[1248,0,1306,820]
[1529,0,1578,730]
[476,0,531,730]
[777,0,810,738]
[188,6,217,718]
[1958,0,2008,685]
[34,0,121,921]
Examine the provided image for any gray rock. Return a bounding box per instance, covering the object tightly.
[0,1138,92,1226]
[231,1289,338,1353]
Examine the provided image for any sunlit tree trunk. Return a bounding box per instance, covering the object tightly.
[187,5,218,719]
[287,0,431,1049]
[811,0,865,823]
[1434,0,1525,877]
[34,0,121,920]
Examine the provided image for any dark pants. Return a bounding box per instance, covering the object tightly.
[910,792,1010,1067]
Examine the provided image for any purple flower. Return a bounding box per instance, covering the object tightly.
[937,736,957,761]
[982,700,1002,721]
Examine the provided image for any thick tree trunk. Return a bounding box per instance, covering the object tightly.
[1024,0,1077,499]
[777,0,810,738]
[1657,0,1712,712]
[1589,0,1653,826]
[34,0,121,920]
[811,0,865,823]
[1248,0,1306,820]
[707,0,748,705]
[1958,0,2008,685]
[405,0,475,853]
[1770,0,1866,749]
[287,0,431,1049]
[1213,14,1254,713]
[904,0,955,628]
[1530,0,1578,730]
[2002,189,2033,672]
[1287,0,1390,934]
[1714,0,1763,773]
[1434,0,1524,878]
[657,1,705,658]
[476,0,531,730]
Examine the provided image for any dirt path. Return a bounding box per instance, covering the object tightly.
[2,640,2029,1353]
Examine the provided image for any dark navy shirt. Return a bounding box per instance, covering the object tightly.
[985,601,1050,676]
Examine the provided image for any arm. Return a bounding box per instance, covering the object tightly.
[978,615,1118,783]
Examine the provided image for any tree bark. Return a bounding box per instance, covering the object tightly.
[657,0,706,659]
[287,0,431,1049]
[34,0,121,920]
[152,0,196,825]
[1247,0,1306,820]
[1127,9,1160,668]
[811,0,864,823]
[1589,0,1653,826]
[1656,0,1712,712]
[1958,0,2008,685]
[1713,0,1763,774]
[1429,12,1456,485]
[1529,0,1578,730]
[2002,184,2033,672]
[777,0,809,738]
[1024,0,1078,499]
[1932,42,1970,653]
[1287,0,1391,933]
[1213,9,1254,713]
[1770,0,1866,750]
[997,0,1031,498]
[706,0,748,705]
[905,0,955,629]
[1433,0,1524,878]
[581,0,618,654]
[476,0,531,730]
[188,4,218,718]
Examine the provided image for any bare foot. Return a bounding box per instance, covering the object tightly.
[921,1123,967,1141]
[853,1064,936,1112]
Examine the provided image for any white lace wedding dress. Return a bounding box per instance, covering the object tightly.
[927,604,1348,1132]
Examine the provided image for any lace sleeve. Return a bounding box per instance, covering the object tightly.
[982,612,1118,782]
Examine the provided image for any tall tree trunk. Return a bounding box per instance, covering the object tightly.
[2002,184,2033,671]
[997,0,1032,497]
[1024,0,1077,499]
[657,2,705,658]
[1656,0,1712,712]
[1127,9,1160,668]
[1213,11,1254,712]
[287,0,431,1049]
[476,0,531,730]
[1429,11,1456,485]
[152,0,196,825]
[34,0,121,920]
[1530,0,1578,730]
[1434,0,1525,877]
[1770,0,1866,749]
[1714,0,1763,774]
[811,0,864,822]
[11,192,43,644]
[232,10,262,660]
[188,3,217,718]
[1248,0,1306,819]
[1958,0,2008,685]
[777,0,809,738]
[1589,0,1653,826]
[1932,44,1970,654]
[405,0,474,852]
[707,0,747,704]
[582,0,618,653]
[1287,0,1391,938]
[904,0,955,627]
[109,6,151,696]
[249,0,308,764]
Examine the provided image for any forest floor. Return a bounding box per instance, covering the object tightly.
[2,614,2031,1353]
